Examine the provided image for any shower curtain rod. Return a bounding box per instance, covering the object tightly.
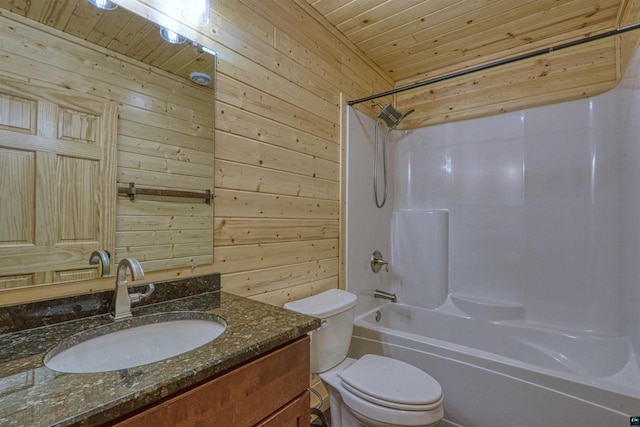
[348,21,640,106]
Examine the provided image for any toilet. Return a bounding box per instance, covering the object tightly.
[284,289,443,427]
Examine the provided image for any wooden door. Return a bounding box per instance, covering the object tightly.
[0,78,117,287]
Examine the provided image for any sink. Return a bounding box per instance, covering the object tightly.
[44,312,226,374]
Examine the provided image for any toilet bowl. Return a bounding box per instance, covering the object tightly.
[284,289,443,427]
[322,357,443,427]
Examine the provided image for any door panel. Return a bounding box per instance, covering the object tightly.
[0,79,117,287]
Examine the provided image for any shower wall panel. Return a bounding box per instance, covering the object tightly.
[392,57,640,338]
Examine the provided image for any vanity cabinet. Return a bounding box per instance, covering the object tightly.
[111,336,311,427]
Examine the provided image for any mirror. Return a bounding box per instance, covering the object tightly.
[0,0,215,293]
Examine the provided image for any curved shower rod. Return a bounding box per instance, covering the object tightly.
[348,21,640,106]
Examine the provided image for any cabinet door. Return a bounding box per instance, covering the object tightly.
[0,78,117,287]
[111,336,310,427]
[255,391,311,427]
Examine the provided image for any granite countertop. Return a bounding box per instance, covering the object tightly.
[0,274,320,426]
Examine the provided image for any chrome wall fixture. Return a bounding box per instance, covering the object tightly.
[159,27,187,44]
[373,289,397,303]
[89,250,111,277]
[371,250,390,273]
[372,103,414,208]
[190,71,212,86]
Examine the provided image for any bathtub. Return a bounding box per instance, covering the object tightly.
[348,299,640,427]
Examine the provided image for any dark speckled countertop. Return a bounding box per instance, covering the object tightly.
[0,274,320,426]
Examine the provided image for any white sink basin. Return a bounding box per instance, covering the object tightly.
[44,312,226,373]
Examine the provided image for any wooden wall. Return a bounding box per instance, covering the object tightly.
[210,0,383,304]
[0,0,392,308]
[116,0,394,305]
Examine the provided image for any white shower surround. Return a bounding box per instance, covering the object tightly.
[345,47,640,425]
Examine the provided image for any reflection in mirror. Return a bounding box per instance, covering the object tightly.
[0,0,215,295]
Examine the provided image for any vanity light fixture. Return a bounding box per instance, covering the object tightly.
[182,0,211,27]
[159,27,187,44]
[87,0,118,10]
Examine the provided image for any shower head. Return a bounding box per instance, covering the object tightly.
[375,103,415,129]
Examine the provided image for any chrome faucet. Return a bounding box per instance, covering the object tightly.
[374,289,397,303]
[89,250,111,277]
[112,258,154,320]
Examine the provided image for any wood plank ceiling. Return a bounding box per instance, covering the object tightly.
[305,0,640,128]
[306,0,628,84]
[0,0,214,87]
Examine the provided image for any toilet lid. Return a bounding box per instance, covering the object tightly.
[339,355,442,409]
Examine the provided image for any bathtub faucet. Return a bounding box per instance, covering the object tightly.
[374,289,397,303]
[371,250,390,273]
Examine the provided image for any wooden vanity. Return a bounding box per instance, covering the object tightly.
[112,337,311,427]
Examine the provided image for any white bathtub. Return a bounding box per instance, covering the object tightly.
[349,300,640,427]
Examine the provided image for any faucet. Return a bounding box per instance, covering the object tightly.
[374,289,397,303]
[89,250,111,277]
[112,258,154,320]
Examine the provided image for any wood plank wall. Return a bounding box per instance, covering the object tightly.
[0,0,393,307]
[117,0,393,305]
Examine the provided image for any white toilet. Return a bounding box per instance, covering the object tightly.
[284,289,443,427]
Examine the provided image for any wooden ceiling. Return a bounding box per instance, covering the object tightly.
[306,0,631,85]
[0,0,214,88]
[301,0,640,128]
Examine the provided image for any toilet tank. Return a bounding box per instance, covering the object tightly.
[284,289,357,373]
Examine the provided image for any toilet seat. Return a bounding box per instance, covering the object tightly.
[339,382,443,427]
[341,381,443,411]
[339,354,443,410]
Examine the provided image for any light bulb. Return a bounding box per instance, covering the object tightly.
[88,0,118,10]
[159,28,187,44]
[182,0,210,26]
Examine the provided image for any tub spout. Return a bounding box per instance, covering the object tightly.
[374,289,397,303]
